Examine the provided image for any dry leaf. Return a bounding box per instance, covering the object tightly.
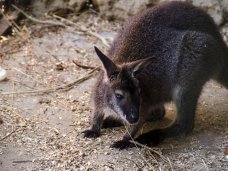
[224,146,228,155]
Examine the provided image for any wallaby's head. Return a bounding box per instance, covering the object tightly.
[94,47,151,124]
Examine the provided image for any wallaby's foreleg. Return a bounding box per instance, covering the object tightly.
[135,86,202,146]
[83,111,105,138]
[83,73,107,138]
[111,117,147,149]
[120,106,165,141]
[111,106,165,149]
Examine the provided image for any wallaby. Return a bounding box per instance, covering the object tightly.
[83,1,228,149]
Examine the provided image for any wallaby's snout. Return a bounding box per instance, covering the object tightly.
[124,96,140,124]
[127,110,139,124]
[111,86,141,125]
[117,95,140,124]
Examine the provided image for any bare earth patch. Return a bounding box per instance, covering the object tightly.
[0,15,227,171]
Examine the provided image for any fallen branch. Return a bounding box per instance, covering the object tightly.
[87,30,110,48]
[52,14,110,47]
[11,5,66,27]
[11,5,110,47]
[58,67,100,91]
[72,60,96,69]
[0,67,100,95]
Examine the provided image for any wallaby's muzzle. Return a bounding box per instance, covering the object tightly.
[126,107,139,124]
[127,113,139,124]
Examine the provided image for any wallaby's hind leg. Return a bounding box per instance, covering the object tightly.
[135,85,203,146]
[216,65,228,88]
[171,85,202,133]
[147,106,166,122]
[135,32,224,146]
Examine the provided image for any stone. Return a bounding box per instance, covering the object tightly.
[92,0,159,20]
[30,0,228,26]
[92,0,228,25]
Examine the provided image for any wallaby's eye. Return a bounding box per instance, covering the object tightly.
[115,90,124,100]
[115,93,124,100]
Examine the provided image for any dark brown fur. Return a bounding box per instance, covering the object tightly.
[83,1,228,148]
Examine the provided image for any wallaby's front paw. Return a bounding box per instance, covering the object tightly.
[135,129,162,146]
[82,130,100,138]
[111,140,134,150]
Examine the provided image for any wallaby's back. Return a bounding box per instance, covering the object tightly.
[109,1,227,63]
[108,1,228,94]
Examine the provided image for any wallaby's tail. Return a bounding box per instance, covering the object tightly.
[217,46,228,88]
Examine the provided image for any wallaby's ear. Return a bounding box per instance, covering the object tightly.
[128,57,153,76]
[94,46,119,78]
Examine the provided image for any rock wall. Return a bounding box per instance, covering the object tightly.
[93,0,228,26]
[31,0,228,26]
[191,0,228,26]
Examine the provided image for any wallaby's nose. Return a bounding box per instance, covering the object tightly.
[128,113,139,124]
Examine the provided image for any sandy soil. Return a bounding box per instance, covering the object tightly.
[0,14,227,171]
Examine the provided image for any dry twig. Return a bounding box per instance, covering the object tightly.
[129,140,165,160]
[72,60,96,69]
[87,30,110,48]
[12,158,65,164]
[11,5,66,27]
[129,140,175,170]
[11,5,110,47]
[52,14,110,47]
[0,67,100,95]
[12,160,33,163]
[0,9,21,34]
[124,127,153,169]
[0,127,18,141]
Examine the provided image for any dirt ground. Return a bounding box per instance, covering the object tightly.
[0,13,227,171]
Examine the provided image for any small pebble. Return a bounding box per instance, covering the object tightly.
[56,63,65,70]
[0,67,7,81]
